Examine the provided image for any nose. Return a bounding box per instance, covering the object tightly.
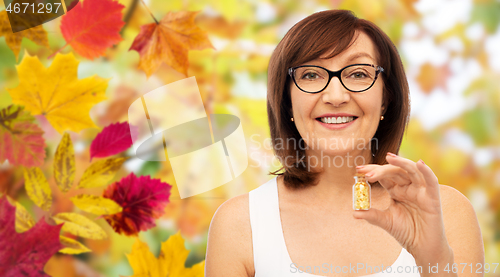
[321,76,351,107]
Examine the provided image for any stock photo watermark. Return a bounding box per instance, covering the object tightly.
[290,262,500,274]
[250,134,379,171]
[290,262,422,275]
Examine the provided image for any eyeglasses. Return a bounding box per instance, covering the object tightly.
[288,64,384,93]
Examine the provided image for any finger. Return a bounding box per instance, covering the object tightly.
[386,153,425,187]
[416,159,440,197]
[353,207,392,233]
[355,164,381,172]
[365,170,411,189]
[356,163,401,176]
[357,164,411,188]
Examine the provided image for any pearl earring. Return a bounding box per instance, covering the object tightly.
[291,117,294,122]
[380,115,384,120]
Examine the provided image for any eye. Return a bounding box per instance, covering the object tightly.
[302,72,319,80]
[350,71,368,79]
[299,69,326,80]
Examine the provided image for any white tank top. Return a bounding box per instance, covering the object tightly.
[248,177,421,276]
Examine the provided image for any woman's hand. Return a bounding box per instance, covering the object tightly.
[354,152,454,266]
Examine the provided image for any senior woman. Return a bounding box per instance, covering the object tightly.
[205,9,484,277]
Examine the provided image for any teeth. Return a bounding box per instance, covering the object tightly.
[320,116,355,124]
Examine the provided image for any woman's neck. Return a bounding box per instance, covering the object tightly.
[287,148,379,210]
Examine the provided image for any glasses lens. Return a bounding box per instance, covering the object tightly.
[341,65,377,92]
[292,67,329,93]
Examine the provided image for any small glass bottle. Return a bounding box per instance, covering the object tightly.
[353,173,371,210]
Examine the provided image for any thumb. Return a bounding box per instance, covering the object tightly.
[353,207,392,232]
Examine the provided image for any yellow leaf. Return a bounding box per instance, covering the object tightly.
[125,231,205,277]
[6,196,36,233]
[23,167,52,212]
[70,194,123,215]
[52,212,107,239]
[7,52,108,134]
[78,157,128,189]
[54,132,76,192]
[15,202,35,233]
[59,236,91,255]
[126,239,161,277]
[0,11,49,60]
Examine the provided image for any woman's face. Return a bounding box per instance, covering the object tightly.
[290,31,385,160]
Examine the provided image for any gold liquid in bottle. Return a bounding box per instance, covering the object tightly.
[353,173,371,210]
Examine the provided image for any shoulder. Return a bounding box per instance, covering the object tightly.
[439,184,478,230]
[439,184,477,222]
[439,184,473,211]
[438,185,485,264]
[205,192,254,277]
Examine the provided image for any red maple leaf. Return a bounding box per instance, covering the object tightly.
[103,173,172,236]
[59,0,125,59]
[90,121,139,161]
[0,196,63,277]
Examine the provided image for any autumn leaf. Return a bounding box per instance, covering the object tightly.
[0,10,49,60]
[103,173,171,236]
[196,14,246,40]
[90,122,138,161]
[54,132,76,192]
[52,212,107,239]
[59,0,125,59]
[7,52,108,134]
[129,10,214,77]
[5,196,35,233]
[70,194,123,215]
[125,231,205,277]
[23,167,52,212]
[14,200,35,233]
[78,157,128,188]
[0,195,63,277]
[59,235,91,255]
[0,105,46,167]
[416,63,451,94]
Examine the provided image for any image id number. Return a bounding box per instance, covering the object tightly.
[443,263,499,274]
[6,2,61,14]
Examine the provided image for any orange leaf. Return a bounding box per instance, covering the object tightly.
[0,10,49,60]
[0,105,46,167]
[59,0,125,59]
[129,11,214,77]
[416,63,451,94]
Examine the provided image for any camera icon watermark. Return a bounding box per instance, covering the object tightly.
[128,76,248,199]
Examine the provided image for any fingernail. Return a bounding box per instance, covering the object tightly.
[387,152,397,157]
[419,159,425,165]
[365,172,374,177]
[356,165,364,169]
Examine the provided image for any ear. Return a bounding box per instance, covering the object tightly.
[381,98,388,115]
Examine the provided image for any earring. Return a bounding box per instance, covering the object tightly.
[291,117,294,122]
[380,115,384,120]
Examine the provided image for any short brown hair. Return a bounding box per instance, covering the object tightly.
[267,9,411,189]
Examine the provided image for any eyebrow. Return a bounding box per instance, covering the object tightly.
[309,52,376,67]
[344,52,375,63]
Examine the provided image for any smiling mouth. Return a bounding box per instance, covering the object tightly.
[316,116,358,124]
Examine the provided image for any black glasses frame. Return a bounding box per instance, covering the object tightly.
[287,63,384,93]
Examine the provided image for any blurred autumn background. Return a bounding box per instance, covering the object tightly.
[0,0,500,276]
